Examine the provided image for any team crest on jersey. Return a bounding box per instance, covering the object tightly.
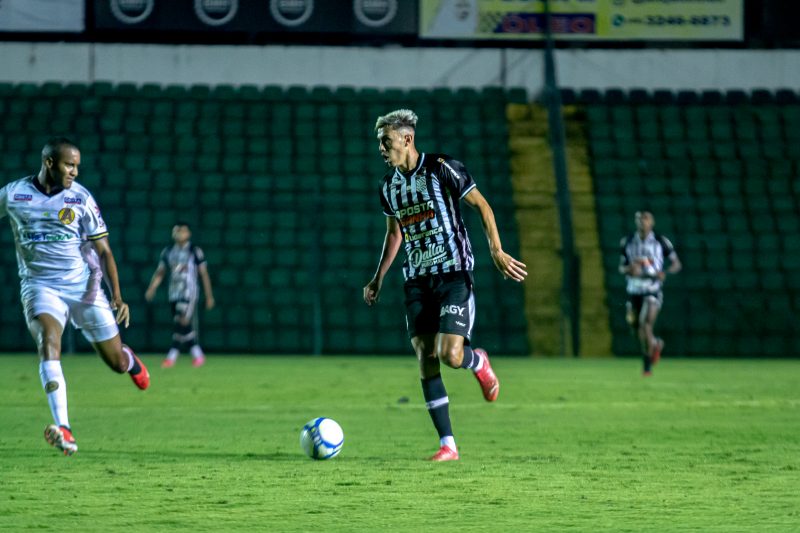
[415,174,427,193]
[13,194,32,201]
[58,207,75,225]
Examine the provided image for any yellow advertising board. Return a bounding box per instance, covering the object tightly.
[420,0,743,41]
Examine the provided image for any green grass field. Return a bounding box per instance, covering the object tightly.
[1,355,798,532]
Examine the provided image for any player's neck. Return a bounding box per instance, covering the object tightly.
[398,149,420,173]
[36,170,59,194]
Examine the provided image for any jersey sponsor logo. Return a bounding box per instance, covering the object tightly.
[13,194,32,201]
[23,231,76,242]
[64,197,82,204]
[404,226,443,242]
[440,304,466,317]
[58,208,75,225]
[396,200,435,227]
[408,243,447,269]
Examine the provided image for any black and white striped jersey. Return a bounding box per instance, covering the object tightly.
[620,231,676,295]
[159,242,206,304]
[379,153,477,280]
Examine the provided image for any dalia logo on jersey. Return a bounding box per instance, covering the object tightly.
[58,208,75,225]
[13,194,32,201]
[64,197,82,204]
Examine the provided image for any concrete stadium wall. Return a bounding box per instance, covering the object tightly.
[1,42,799,93]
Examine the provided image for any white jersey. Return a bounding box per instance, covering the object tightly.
[620,231,676,295]
[0,175,108,285]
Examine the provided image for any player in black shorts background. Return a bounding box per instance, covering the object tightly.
[363,109,527,461]
[145,222,215,368]
[619,211,682,376]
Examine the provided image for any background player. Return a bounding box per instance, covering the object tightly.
[0,137,149,456]
[619,210,682,376]
[363,109,527,461]
[145,222,215,368]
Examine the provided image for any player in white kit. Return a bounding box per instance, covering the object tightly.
[0,138,150,455]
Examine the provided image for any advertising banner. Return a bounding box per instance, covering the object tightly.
[0,0,84,32]
[95,0,415,35]
[420,0,743,41]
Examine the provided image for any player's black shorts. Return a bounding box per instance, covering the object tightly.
[403,271,475,341]
[171,299,197,322]
[627,291,663,316]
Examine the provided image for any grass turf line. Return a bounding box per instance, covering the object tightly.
[0,355,798,532]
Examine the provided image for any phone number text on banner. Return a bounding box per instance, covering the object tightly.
[419,0,743,41]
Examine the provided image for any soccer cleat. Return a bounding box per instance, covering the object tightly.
[44,424,78,456]
[651,338,664,366]
[429,445,459,462]
[472,348,499,402]
[161,358,175,369]
[643,370,653,377]
[123,345,150,390]
[192,355,206,368]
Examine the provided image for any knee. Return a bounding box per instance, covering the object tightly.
[437,345,462,369]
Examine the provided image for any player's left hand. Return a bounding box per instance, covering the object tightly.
[206,296,216,310]
[112,298,130,328]
[492,250,528,282]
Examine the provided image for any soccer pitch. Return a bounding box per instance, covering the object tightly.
[1,355,798,532]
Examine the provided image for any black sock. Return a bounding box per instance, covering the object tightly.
[643,356,652,372]
[129,354,142,375]
[460,345,478,370]
[421,374,453,439]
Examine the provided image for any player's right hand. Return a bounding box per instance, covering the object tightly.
[363,278,381,306]
[144,288,155,302]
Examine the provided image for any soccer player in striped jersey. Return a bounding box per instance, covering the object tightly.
[0,137,149,456]
[619,211,682,376]
[363,109,527,461]
[145,223,215,368]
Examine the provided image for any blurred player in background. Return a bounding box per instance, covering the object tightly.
[619,210,682,376]
[363,109,527,462]
[145,222,215,368]
[0,137,149,456]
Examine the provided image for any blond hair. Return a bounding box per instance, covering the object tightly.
[374,109,418,133]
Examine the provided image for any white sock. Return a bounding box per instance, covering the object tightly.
[190,345,204,359]
[473,353,484,372]
[440,435,457,451]
[122,345,135,372]
[166,348,179,361]
[39,360,69,428]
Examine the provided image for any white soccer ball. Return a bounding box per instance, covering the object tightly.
[300,417,344,460]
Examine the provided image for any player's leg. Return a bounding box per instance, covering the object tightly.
[22,284,77,455]
[626,295,650,374]
[413,334,458,461]
[435,273,499,401]
[69,294,149,390]
[406,277,458,461]
[163,302,182,367]
[640,295,664,367]
[185,304,205,367]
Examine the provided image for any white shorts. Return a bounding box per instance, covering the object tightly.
[21,279,120,343]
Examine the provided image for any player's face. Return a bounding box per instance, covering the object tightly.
[377,127,408,168]
[172,225,191,244]
[46,147,80,189]
[635,211,654,234]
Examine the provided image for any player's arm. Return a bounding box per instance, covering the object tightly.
[363,216,403,306]
[144,263,166,302]
[618,238,641,276]
[91,236,130,328]
[198,263,215,310]
[463,187,527,282]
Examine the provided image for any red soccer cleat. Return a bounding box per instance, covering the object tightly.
[123,345,150,390]
[472,348,499,402]
[643,370,653,377]
[161,358,175,368]
[429,445,459,462]
[192,355,206,368]
[651,338,664,366]
[44,424,78,456]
